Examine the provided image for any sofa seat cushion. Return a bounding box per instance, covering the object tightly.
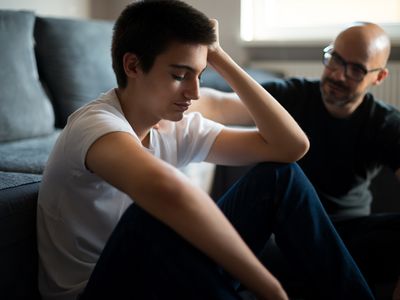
[0,130,60,174]
[0,171,42,190]
[0,171,42,300]
[0,10,54,142]
[34,16,116,128]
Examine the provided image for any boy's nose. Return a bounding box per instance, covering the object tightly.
[184,79,200,100]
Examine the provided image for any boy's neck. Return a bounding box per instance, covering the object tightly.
[115,87,155,143]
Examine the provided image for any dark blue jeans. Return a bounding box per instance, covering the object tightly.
[261,213,400,297]
[80,163,374,300]
[333,214,400,285]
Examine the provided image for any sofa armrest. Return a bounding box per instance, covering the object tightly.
[0,172,42,300]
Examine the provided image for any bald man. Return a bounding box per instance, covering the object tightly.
[191,22,400,298]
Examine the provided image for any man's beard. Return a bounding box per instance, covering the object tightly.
[320,76,361,108]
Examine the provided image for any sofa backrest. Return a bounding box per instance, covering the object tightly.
[0,10,117,143]
[34,16,116,128]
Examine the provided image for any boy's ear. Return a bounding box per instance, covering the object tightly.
[123,52,140,78]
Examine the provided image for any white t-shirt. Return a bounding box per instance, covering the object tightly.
[37,89,223,300]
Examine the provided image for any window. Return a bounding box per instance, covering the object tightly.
[241,0,400,44]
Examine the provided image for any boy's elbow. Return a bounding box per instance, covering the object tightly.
[147,169,194,209]
[283,135,310,163]
[292,135,310,162]
[297,136,310,159]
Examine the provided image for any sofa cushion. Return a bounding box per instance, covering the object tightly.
[34,17,116,128]
[0,10,55,142]
[0,172,42,300]
[0,130,60,174]
[0,171,42,190]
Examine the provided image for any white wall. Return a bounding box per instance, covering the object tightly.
[0,0,91,18]
[90,0,247,64]
[90,0,131,21]
[0,0,246,63]
[184,0,247,64]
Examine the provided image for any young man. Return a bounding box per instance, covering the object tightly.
[193,22,400,298]
[37,2,374,300]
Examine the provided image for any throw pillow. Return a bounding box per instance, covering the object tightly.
[0,10,54,142]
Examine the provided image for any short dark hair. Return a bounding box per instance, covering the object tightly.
[111,0,216,88]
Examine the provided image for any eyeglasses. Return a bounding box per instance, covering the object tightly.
[322,45,383,82]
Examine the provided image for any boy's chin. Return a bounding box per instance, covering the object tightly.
[167,113,185,122]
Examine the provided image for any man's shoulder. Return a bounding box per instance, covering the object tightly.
[286,77,320,86]
[261,77,322,112]
[365,93,400,122]
[261,77,320,95]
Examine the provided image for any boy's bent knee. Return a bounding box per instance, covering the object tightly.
[250,162,303,179]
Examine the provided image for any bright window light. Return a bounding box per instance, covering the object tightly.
[241,0,400,43]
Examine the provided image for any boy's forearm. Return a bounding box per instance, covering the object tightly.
[207,47,309,160]
[194,88,255,126]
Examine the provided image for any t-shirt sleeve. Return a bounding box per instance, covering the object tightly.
[65,104,136,171]
[175,112,224,168]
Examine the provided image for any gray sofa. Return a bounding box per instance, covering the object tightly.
[1,9,399,300]
[0,10,276,299]
[0,10,116,299]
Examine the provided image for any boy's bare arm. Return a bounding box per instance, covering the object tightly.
[189,87,254,126]
[205,20,309,165]
[86,132,288,300]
